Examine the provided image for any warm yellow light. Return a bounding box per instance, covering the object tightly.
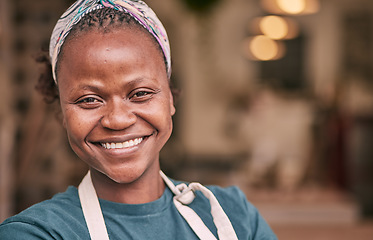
[260,0,320,15]
[277,0,306,14]
[250,35,277,60]
[251,15,299,40]
[243,35,285,61]
[260,16,288,40]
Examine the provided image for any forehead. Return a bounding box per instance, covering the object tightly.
[56,28,166,79]
[64,27,159,63]
[56,27,167,86]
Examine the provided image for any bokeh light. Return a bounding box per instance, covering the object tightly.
[277,0,306,14]
[242,35,286,61]
[260,0,320,15]
[255,15,299,40]
[260,16,288,39]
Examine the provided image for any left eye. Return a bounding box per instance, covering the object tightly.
[130,90,154,102]
[133,91,150,98]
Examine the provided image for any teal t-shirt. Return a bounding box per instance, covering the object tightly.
[0,181,277,239]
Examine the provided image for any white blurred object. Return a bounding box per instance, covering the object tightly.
[243,88,314,190]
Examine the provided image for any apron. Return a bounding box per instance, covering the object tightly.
[78,171,239,240]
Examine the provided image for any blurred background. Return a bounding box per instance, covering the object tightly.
[1,0,373,239]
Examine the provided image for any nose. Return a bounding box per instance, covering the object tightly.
[100,99,136,130]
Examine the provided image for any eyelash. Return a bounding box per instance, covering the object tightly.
[77,97,99,103]
[130,90,155,102]
[75,96,102,109]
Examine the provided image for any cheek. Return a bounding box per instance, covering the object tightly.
[149,97,174,125]
[134,101,173,139]
[152,102,174,138]
[63,108,96,142]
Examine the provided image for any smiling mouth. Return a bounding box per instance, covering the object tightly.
[100,137,144,150]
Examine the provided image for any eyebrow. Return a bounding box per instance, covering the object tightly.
[124,78,143,88]
[73,77,156,92]
[81,85,102,92]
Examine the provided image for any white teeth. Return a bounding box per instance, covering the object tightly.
[116,143,123,148]
[101,138,143,149]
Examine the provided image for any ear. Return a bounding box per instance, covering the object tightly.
[169,91,176,116]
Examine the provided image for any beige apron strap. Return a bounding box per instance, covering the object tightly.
[173,199,217,240]
[160,171,239,240]
[78,172,110,240]
[78,170,238,240]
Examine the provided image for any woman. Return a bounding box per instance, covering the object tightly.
[0,1,277,239]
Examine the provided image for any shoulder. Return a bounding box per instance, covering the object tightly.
[4,186,81,223]
[204,185,257,222]
[191,184,254,216]
[194,184,278,240]
[207,185,249,208]
[0,186,87,240]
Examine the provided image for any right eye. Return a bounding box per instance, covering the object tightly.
[75,96,102,109]
[78,97,98,103]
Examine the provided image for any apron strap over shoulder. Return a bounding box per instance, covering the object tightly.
[78,172,110,240]
[160,171,238,240]
[78,171,239,240]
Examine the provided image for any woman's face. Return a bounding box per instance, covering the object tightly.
[57,27,175,184]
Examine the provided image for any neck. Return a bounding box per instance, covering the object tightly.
[90,168,165,204]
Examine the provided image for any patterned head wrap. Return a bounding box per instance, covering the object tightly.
[49,0,171,83]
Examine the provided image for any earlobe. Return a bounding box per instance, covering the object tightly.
[169,92,176,116]
[171,104,176,116]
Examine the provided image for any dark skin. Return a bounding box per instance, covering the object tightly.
[57,27,175,204]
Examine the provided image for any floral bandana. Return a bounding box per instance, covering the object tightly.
[49,0,171,83]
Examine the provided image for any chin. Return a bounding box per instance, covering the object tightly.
[100,166,148,185]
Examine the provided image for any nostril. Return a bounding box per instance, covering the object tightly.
[100,103,136,130]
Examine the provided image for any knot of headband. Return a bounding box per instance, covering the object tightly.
[49,0,171,83]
